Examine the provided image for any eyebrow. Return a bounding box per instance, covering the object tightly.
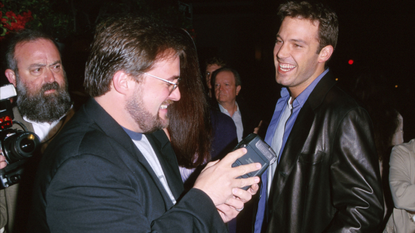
[29,60,62,68]
[289,39,307,45]
[276,35,308,45]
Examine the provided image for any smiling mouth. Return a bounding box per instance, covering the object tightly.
[160,100,174,109]
[279,63,296,72]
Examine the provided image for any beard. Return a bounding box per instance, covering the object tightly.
[16,79,72,123]
[125,87,168,134]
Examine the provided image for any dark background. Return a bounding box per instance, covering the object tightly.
[2,0,415,140]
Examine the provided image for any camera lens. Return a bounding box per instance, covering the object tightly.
[2,131,40,163]
[19,136,36,153]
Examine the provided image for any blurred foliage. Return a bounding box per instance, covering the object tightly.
[2,0,191,41]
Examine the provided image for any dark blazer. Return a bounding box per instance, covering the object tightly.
[265,72,384,232]
[27,98,226,233]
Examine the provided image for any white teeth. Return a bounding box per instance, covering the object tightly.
[160,105,168,109]
[279,64,295,72]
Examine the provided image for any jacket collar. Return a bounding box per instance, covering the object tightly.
[83,98,183,207]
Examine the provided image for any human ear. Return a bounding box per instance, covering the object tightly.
[112,71,133,95]
[318,45,334,63]
[236,85,241,96]
[5,69,17,86]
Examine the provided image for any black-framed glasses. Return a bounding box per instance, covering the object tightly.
[143,72,180,94]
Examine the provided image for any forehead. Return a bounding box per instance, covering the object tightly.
[216,71,235,83]
[279,17,319,42]
[207,64,221,72]
[14,39,61,65]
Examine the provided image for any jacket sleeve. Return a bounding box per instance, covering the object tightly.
[45,153,227,233]
[389,142,415,211]
[328,107,384,232]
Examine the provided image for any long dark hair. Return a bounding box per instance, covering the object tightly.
[167,28,212,168]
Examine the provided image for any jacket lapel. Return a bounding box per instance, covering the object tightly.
[269,102,315,204]
[84,98,178,208]
[269,72,336,205]
[146,130,184,200]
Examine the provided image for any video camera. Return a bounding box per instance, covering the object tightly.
[0,84,40,189]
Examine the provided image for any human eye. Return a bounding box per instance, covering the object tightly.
[275,38,283,44]
[51,64,61,72]
[30,67,42,76]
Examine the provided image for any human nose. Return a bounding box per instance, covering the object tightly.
[169,86,181,101]
[275,43,288,60]
[43,67,56,83]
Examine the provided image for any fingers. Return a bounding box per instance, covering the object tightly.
[253,120,263,134]
[204,159,220,169]
[216,203,239,223]
[225,196,244,210]
[219,148,247,166]
[248,183,259,195]
[234,162,262,179]
[0,152,7,169]
[232,187,254,203]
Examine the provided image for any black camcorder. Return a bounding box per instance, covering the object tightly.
[0,84,40,189]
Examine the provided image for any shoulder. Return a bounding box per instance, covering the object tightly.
[210,109,236,130]
[391,139,415,158]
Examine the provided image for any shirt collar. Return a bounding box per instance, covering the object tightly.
[281,68,329,108]
[122,126,143,141]
[218,101,240,114]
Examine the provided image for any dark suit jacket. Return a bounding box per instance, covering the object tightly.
[265,72,384,232]
[27,98,226,233]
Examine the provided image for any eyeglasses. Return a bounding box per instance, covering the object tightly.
[143,72,180,95]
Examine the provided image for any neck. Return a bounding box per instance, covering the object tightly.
[220,101,237,117]
[94,94,143,133]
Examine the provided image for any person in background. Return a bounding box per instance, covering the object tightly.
[254,1,383,232]
[385,140,415,233]
[349,67,404,229]
[165,29,238,188]
[204,56,226,97]
[212,67,262,142]
[0,29,74,233]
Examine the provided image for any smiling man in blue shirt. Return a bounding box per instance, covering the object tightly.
[254,1,384,232]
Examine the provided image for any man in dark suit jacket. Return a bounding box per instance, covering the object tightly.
[28,17,261,233]
[254,2,384,233]
[212,67,262,142]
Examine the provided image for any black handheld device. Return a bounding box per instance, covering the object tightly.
[232,133,277,190]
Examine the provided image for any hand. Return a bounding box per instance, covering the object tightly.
[0,150,7,169]
[216,183,260,223]
[253,120,263,134]
[193,148,261,207]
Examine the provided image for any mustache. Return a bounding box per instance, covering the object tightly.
[41,82,60,93]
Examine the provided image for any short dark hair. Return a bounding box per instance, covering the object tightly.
[4,29,57,72]
[278,1,339,52]
[211,66,242,87]
[84,17,186,97]
[205,56,226,68]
